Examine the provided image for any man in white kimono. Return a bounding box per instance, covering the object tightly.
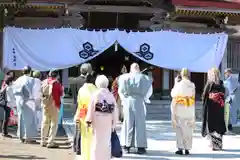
[118,63,152,154]
[224,68,240,132]
[13,66,38,143]
[171,68,195,155]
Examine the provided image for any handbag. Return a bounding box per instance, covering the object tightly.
[111,130,122,158]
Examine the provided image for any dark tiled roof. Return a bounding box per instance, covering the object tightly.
[172,0,240,9]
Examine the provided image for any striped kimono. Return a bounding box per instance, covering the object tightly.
[171,78,195,150]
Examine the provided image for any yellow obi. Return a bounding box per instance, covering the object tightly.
[175,96,195,107]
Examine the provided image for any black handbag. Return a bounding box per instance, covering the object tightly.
[111,130,123,158]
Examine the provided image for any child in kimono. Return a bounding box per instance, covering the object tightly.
[171,68,195,155]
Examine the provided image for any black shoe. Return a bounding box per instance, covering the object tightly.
[123,146,130,154]
[137,148,146,154]
[20,139,25,143]
[175,150,183,155]
[120,118,124,122]
[76,151,81,155]
[185,150,190,155]
[2,134,12,138]
[47,143,59,148]
[228,124,233,131]
[24,139,38,144]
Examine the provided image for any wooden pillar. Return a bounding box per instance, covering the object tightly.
[152,67,162,92]
[169,70,174,90]
[221,47,227,78]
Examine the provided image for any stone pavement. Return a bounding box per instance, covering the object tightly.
[1,121,240,160]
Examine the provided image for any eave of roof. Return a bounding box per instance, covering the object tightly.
[172,0,240,10]
[0,2,63,9]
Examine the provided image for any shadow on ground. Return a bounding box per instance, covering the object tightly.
[145,121,203,141]
[123,149,240,159]
[0,155,46,159]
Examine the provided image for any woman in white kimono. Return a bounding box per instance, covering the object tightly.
[171,68,195,155]
[86,75,118,160]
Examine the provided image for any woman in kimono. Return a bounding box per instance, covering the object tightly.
[86,75,118,160]
[171,68,195,155]
[74,73,97,160]
[202,68,226,151]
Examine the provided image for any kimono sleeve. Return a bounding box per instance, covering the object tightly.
[171,83,179,98]
[112,99,118,129]
[202,81,211,103]
[74,89,81,122]
[117,75,127,100]
[192,83,196,98]
[85,94,96,123]
[144,85,153,104]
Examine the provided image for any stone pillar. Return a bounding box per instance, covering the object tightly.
[62,68,69,88]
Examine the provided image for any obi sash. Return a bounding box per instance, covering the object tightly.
[95,100,114,113]
[175,96,195,107]
[209,92,224,107]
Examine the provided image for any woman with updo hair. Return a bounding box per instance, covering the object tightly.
[86,75,118,160]
[171,68,196,155]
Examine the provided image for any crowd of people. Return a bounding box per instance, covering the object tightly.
[0,62,239,160]
[72,62,152,160]
[0,66,63,148]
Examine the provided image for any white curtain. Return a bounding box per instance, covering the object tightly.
[117,31,228,72]
[3,27,117,71]
[3,27,228,72]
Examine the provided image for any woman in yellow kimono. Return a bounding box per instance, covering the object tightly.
[74,74,97,160]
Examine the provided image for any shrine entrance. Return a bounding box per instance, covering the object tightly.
[89,44,152,86]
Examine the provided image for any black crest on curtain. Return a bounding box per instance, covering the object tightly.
[79,42,99,59]
[135,43,154,60]
[12,48,17,66]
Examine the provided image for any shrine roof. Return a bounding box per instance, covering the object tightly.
[172,0,240,10]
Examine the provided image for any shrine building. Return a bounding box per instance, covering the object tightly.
[0,0,240,100]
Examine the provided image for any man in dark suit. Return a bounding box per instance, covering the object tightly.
[71,63,93,155]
